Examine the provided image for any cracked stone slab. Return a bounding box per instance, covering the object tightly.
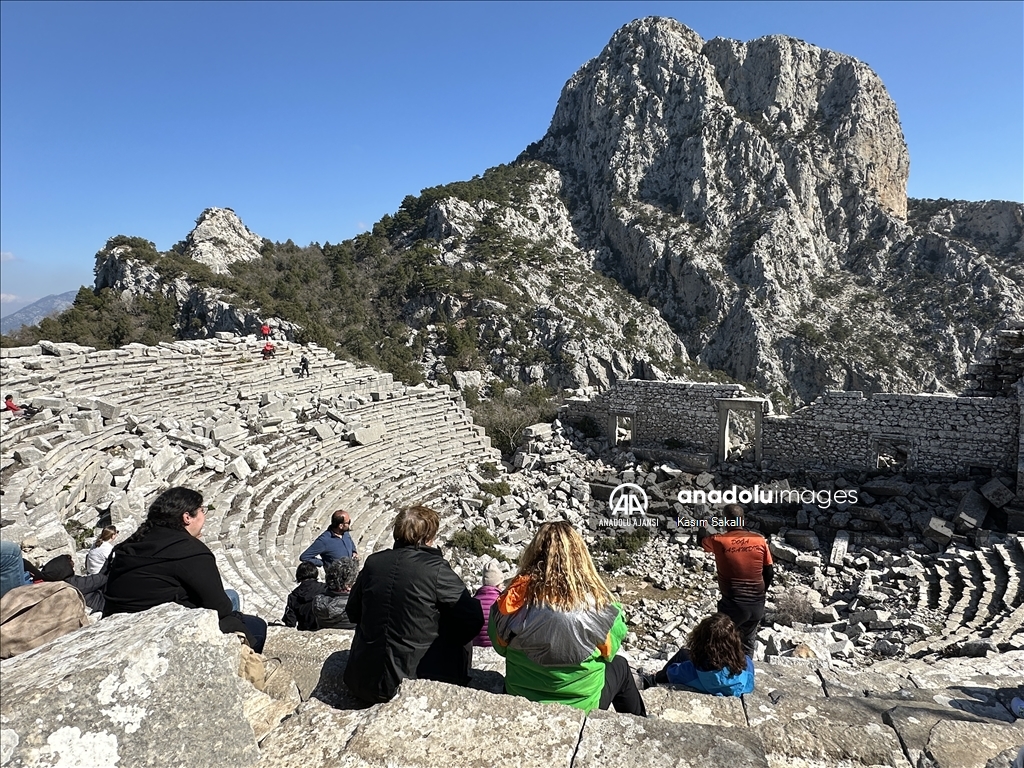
[343,679,583,768]
[819,667,918,698]
[756,720,910,767]
[255,698,371,767]
[924,719,1024,768]
[642,686,748,726]
[883,704,994,767]
[576,708,768,767]
[746,693,925,729]
[0,604,259,768]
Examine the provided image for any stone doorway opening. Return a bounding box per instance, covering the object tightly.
[613,414,633,446]
[716,398,767,465]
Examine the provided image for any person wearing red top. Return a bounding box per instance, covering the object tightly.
[699,504,774,656]
[260,323,271,340]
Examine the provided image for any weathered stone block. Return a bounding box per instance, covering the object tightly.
[344,679,583,768]
[309,423,334,441]
[227,456,251,479]
[352,423,384,445]
[980,478,1015,508]
[0,605,260,768]
[785,530,820,551]
[923,516,954,545]
[212,422,243,441]
[12,446,44,465]
[829,530,850,567]
[577,709,768,767]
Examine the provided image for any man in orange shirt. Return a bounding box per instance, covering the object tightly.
[699,503,774,656]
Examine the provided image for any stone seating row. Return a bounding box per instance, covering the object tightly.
[1,339,498,619]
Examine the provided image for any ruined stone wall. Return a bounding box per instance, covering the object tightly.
[964,325,1024,397]
[564,380,1020,480]
[562,381,746,451]
[762,391,1019,475]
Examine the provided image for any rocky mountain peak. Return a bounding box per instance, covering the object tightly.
[184,207,265,275]
[536,16,908,233]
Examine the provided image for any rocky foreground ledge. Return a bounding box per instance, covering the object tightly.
[1,605,1021,768]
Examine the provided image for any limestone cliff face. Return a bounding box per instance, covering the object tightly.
[414,165,687,391]
[514,17,1021,403]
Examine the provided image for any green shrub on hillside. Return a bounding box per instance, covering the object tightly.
[448,525,508,562]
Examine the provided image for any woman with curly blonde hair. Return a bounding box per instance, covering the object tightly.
[489,521,646,715]
[648,612,754,696]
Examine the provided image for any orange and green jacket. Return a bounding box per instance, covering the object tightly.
[488,575,628,712]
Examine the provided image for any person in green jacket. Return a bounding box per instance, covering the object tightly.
[489,521,646,716]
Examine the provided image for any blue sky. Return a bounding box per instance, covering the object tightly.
[2,1,1021,317]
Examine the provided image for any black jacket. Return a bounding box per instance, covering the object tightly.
[313,590,356,630]
[343,543,483,703]
[283,580,327,630]
[102,526,249,639]
[40,554,107,613]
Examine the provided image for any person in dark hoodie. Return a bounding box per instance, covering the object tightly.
[102,486,267,652]
[40,554,107,613]
[282,561,326,630]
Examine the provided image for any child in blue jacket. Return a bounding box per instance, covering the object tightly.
[648,612,754,696]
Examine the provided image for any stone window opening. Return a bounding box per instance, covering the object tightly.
[874,437,911,471]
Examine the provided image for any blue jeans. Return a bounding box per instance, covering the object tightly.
[0,540,24,599]
[225,589,242,612]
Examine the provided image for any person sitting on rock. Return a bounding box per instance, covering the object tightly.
[40,554,107,614]
[472,559,503,648]
[102,486,267,652]
[698,503,774,656]
[282,562,327,631]
[490,521,647,716]
[261,342,276,360]
[85,526,117,575]
[643,612,755,696]
[312,557,358,630]
[343,506,483,702]
[3,395,37,417]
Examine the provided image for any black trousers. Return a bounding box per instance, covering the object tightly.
[717,596,765,657]
[598,654,647,717]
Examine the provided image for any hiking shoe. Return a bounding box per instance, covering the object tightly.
[638,670,657,690]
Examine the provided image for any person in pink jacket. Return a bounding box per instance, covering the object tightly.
[472,560,503,647]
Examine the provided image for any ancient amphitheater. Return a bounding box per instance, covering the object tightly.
[1,335,1022,767]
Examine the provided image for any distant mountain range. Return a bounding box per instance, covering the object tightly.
[1,291,79,335]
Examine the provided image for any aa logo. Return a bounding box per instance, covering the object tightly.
[609,483,648,516]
